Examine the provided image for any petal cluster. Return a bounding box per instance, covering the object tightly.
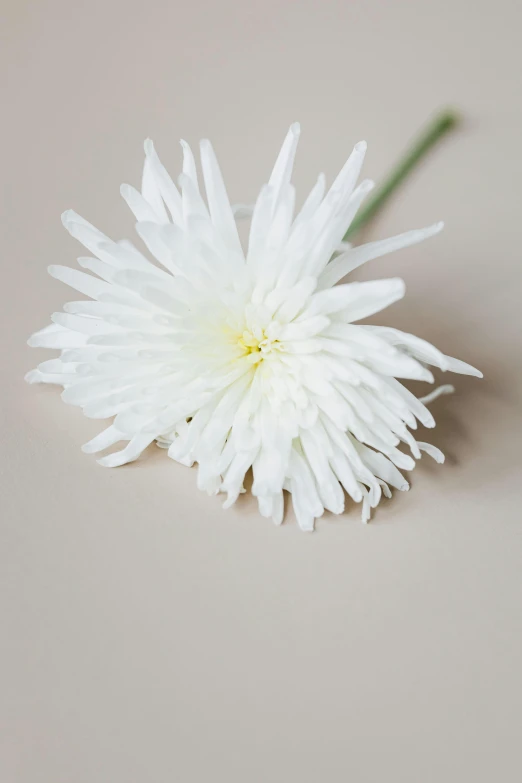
[27,124,481,530]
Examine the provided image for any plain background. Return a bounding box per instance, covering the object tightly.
[1,0,522,781]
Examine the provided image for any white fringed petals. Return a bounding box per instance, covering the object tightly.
[27,125,482,530]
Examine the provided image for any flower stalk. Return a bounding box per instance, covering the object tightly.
[344,109,459,241]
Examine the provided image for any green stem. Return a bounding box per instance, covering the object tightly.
[343,109,459,242]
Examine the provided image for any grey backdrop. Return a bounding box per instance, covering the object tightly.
[2,0,522,781]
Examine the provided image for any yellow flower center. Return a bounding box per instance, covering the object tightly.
[238,329,280,364]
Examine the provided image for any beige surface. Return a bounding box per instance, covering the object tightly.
[2,0,522,780]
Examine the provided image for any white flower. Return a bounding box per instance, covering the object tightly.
[26,123,481,530]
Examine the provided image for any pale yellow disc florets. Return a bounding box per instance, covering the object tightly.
[237,328,281,364]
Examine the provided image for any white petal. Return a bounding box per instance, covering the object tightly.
[97,433,156,467]
[329,140,367,201]
[144,139,183,225]
[304,278,405,321]
[419,385,455,404]
[121,184,161,224]
[47,265,111,299]
[417,442,445,463]
[142,153,170,223]
[319,222,444,288]
[268,122,300,214]
[82,425,125,454]
[441,355,483,378]
[199,138,243,259]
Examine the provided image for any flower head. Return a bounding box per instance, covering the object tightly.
[27,124,481,530]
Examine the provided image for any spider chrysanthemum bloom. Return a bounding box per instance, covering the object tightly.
[26,124,481,530]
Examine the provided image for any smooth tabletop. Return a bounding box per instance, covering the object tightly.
[1,1,522,781]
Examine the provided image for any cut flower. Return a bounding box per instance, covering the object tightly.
[27,123,481,530]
